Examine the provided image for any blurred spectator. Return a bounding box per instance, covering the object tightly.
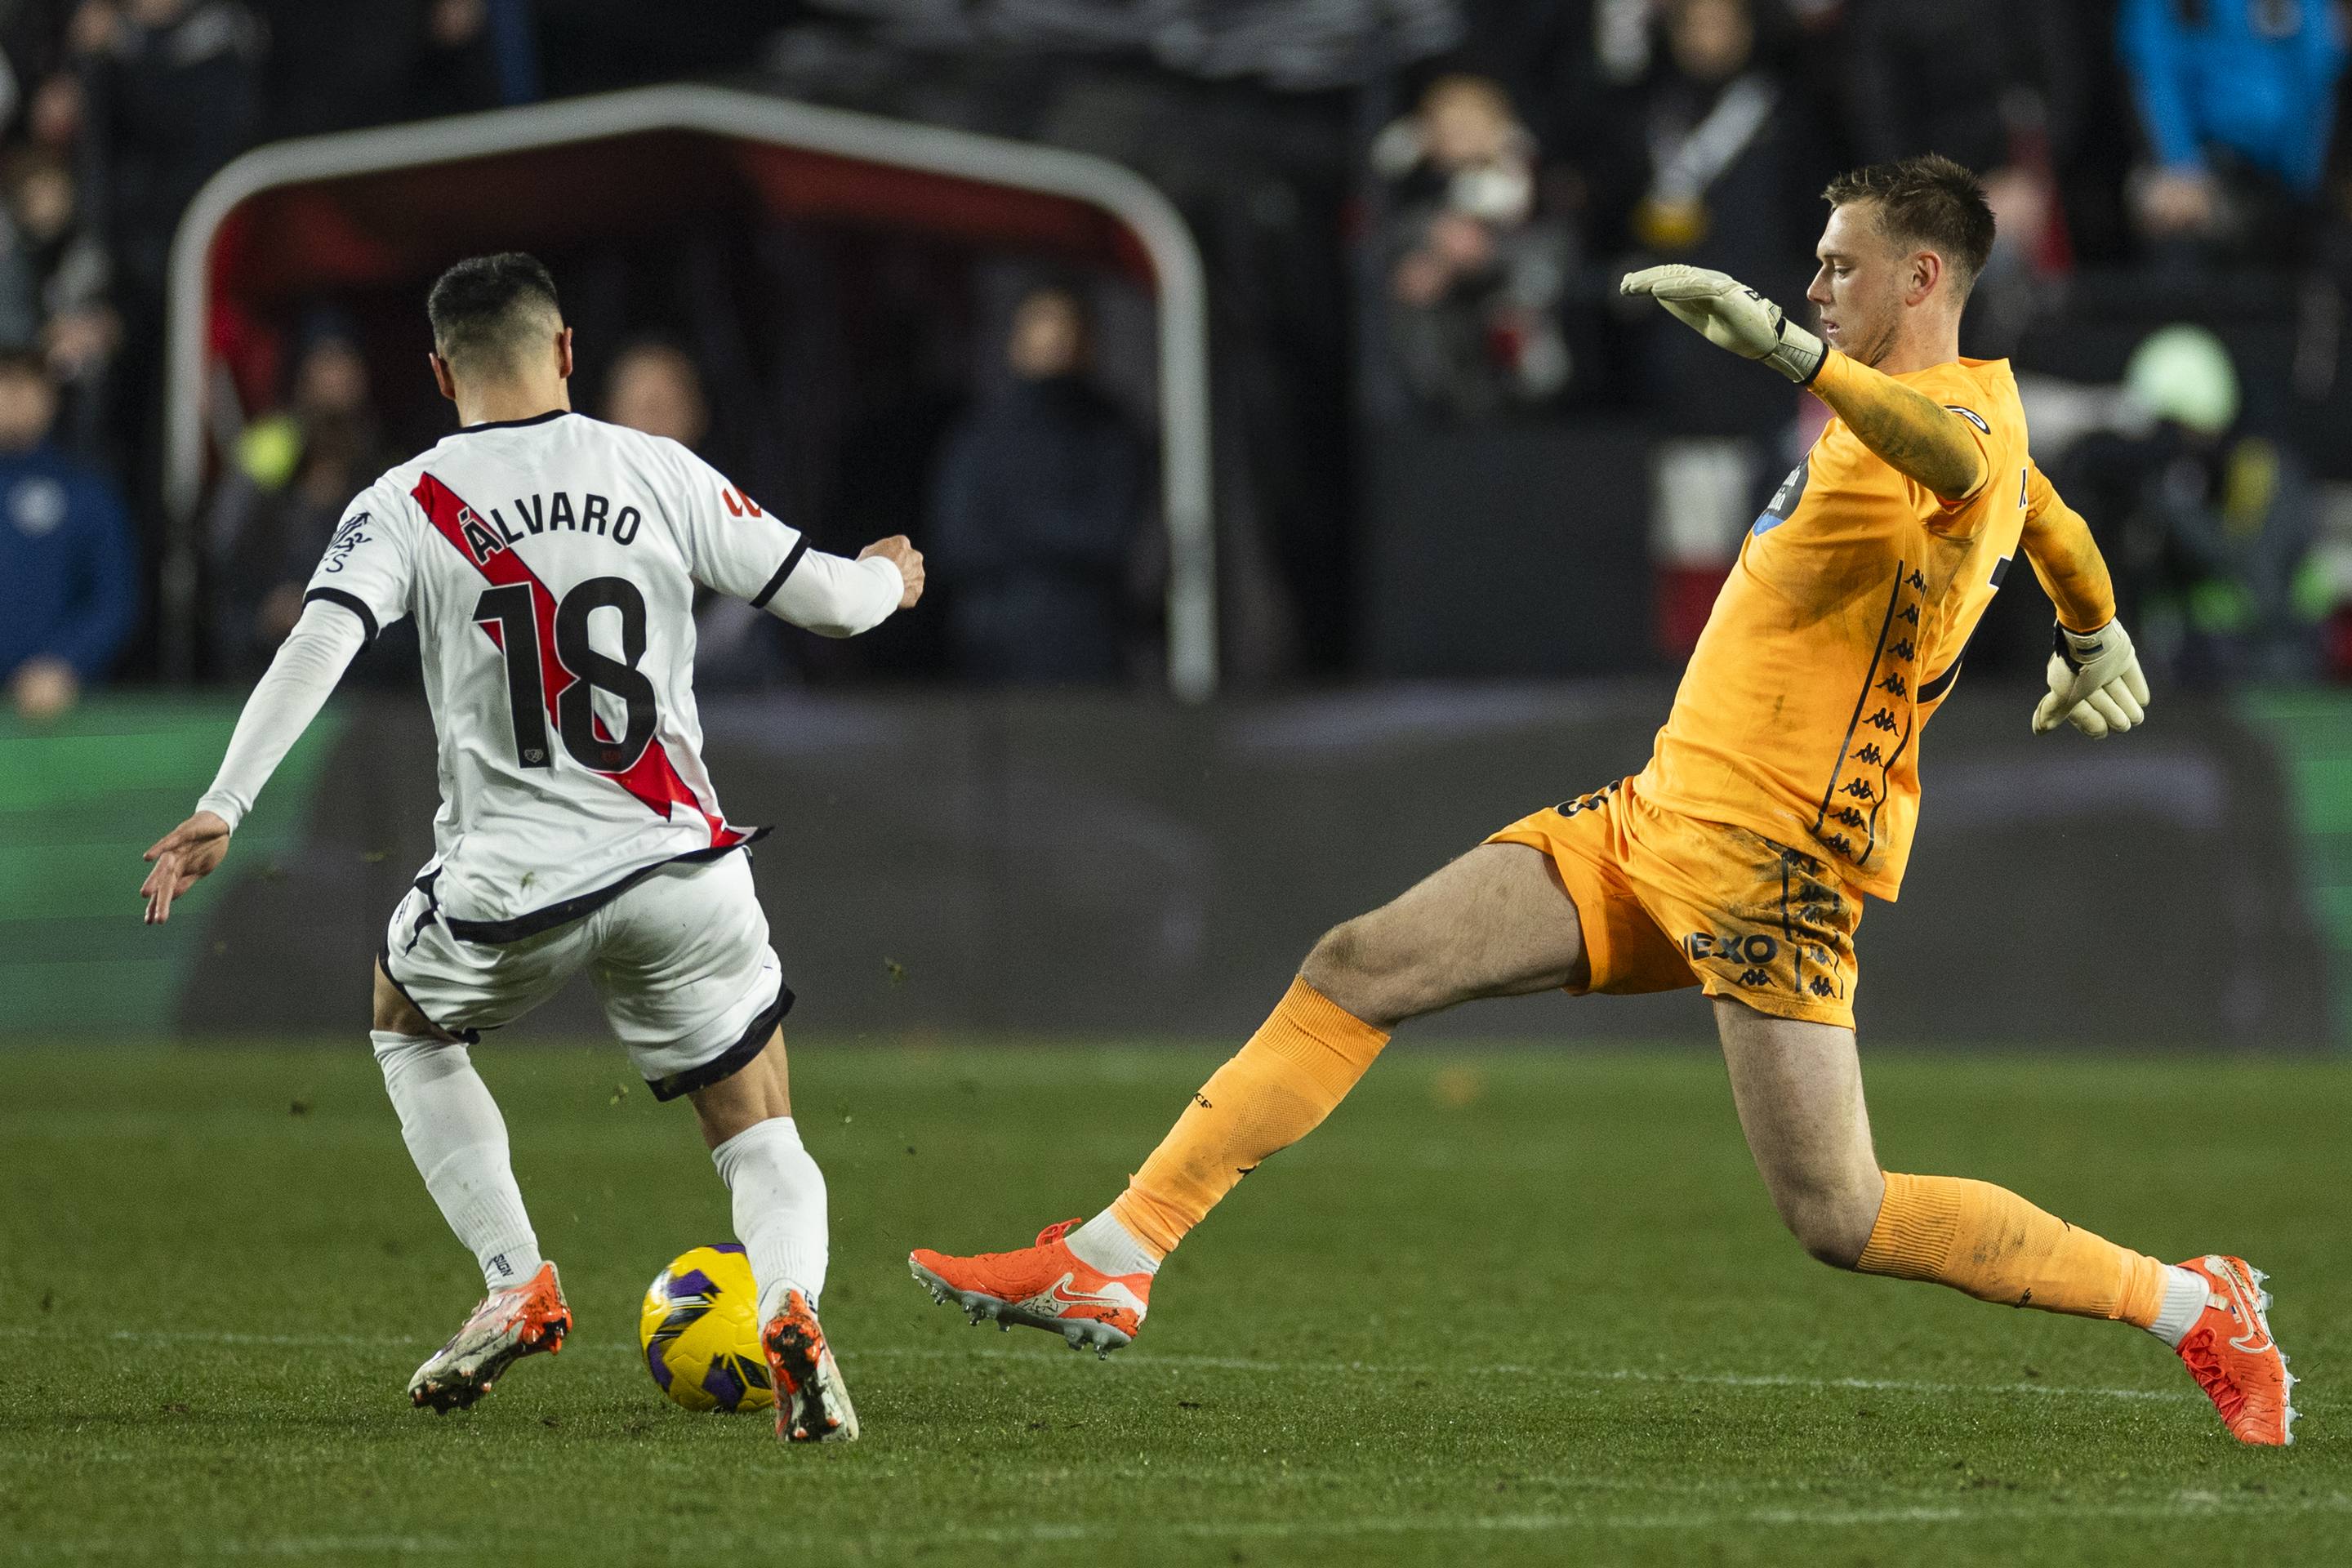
[253,0,511,140]
[1602,0,1810,434]
[1615,0,1783,261]
[599,338,782,686]
[0,350,133,720]
[1374,74,1571,420]
[1847,0,2078,344]
[205,318,391,673]
[2064,325,2324,686]
[604,340,709,448]
[0,144,114,449]
[929,283,1151,684]
[1849,0,2079,186]
[2118,0,2346,262]
[78,0,262,299]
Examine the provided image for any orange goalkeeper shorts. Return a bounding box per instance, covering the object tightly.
[1485,777,1862,1029]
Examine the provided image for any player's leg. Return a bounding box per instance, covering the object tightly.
[1713,996,2296,1444]
[687,1036,823,1319]
[683,1031,853,1441]
[909,842,1590,1350]
[373,951,572,1413]
[371,964,543,1291]
[1102,841,1588,1249]
[598,854,855,1442]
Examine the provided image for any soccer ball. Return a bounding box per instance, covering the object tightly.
[639,1244,773,1413]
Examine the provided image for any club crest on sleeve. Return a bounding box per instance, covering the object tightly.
[321,511,370,572]
[1753,457,1810,537]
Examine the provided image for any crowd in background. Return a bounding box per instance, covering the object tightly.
[2,0,2347,717]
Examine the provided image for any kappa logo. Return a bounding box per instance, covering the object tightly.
[321,510,370,572]
[1555,782,1621,817]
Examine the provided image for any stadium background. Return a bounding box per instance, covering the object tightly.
[2,0,2346,1047]
[4,6,2351,1563]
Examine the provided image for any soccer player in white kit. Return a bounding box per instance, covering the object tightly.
[138,254,923,1443]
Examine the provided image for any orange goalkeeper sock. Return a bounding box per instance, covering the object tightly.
[1107,977,1390,1258]
[1857,1171,2167,1325]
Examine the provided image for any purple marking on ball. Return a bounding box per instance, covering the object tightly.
[667,1269,718,1301]
[702,1356,748,1411]
[710,1242,746,1255]
[645,1337,675,1391]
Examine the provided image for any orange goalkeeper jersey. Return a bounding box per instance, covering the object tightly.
[1637,356,2032,901]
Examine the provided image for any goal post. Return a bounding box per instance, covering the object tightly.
[163,83,1215,697]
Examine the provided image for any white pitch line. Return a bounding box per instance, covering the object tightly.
[0,1324,2205,1405]
[854,1341,2204,1403]
[854,1491,2352,1548]
[11,1539,460,1561]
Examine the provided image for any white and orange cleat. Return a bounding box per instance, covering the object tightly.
[908,1218,1150,1359]
[2173,1254,2298,1446]
[407,1262,572,1413]
[762,1290,859,1443]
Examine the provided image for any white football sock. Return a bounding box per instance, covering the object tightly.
[2146,1263,2212,1348]
[1066,1209,1160,1278]
[712,1116,828,1324]
[372,1032,542,1290]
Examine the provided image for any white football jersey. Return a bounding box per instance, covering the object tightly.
[305,410,876,941]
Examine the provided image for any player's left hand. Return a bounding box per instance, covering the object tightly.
[1620,265,1826,384]
[140,809,232,924]
[858,536,925,608]
[2032,620,2149,739]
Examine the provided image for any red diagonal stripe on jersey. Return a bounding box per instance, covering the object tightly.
[412,471,744,849]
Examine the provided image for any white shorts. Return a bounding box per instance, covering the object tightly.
[380,850,790,1101]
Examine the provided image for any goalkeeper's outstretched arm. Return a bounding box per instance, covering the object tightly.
[139,599,366,923]
[2019,461,2117,634]
[1805,350,1989,505]
[2019,463,2147,737]
[1619,265,1989,502]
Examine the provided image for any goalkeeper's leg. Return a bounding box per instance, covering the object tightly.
[908,844,1589,1348]
[1713,996,2295,1445]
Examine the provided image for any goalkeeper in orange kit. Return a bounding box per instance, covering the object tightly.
[908,155,2296,1446]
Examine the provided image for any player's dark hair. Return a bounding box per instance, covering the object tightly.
[426,252,563,376]
[1822,154,1996,295]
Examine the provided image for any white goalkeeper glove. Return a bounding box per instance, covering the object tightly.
[1620,265,1826,384]
[2032,620,2150,738]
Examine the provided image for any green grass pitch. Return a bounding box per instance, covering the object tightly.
[2,1041,2345,1565]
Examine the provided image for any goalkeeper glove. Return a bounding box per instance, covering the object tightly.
[2032,620,2150,737]
[1620,265,1826,384]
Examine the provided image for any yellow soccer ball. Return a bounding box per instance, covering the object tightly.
[639,1244,773,1412]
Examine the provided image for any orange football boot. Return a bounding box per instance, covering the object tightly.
[2173,1254,2298,1446]
[407,1262,571,1412]
[908,1218,1149,1358]
[762,1289,860,1443]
